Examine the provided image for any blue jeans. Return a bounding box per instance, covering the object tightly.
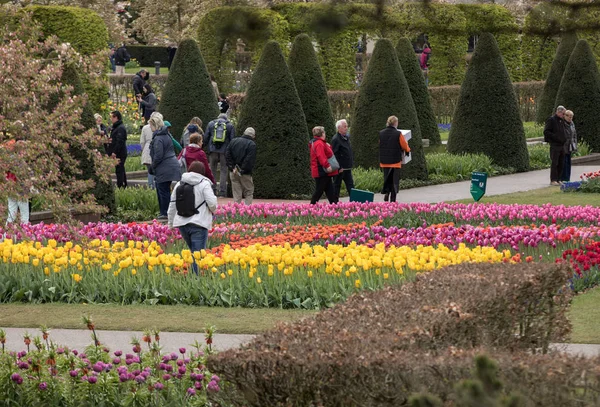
[178,224,208,275]
[156,181,171,216]
[561,154,572,182]
[146,165,155,189]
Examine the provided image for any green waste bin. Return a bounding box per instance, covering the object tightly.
[470,172,488,202]
[350,188,374,203]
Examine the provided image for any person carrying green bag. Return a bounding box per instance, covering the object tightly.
[164,121,183,155]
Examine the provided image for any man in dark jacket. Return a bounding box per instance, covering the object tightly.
[379,115,411,203]
[544,105,568,186]
[226,127,257,205]
[114,44,130,75]
[108,110,128,188]
[132,70,147,97]
[206,113,235,197]
[331,119,355,198]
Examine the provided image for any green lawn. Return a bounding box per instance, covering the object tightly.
[453,187,600,207]
[0,303,313,334]
[124,66,169,75]
[569,288,600,344]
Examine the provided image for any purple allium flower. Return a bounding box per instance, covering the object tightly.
[184,358,191,364]
[165,364,173,372]
[39,382,48,391]
[194,381,203,390]
[103,347,110,353]
[72,349,78,356]
[132,370,141,376]
[79,353,87,359]
[179,347,186,354]
[17,351,26,358]
[162,374,171,381]
[177,359,184,367]
[162,355,170,362]
[18,362,29,370]
[135,375,145,384]
[113,358,121,365]
[56,348,65,355]
[154,382,164,391]
[127,373,135,381]
[70,370,79,378]
[125,359,133,366]
[88,376,97,384]
[187,388,196,396]
[117,366,127,375]
[178,366,186,375]
[159,363,167,370]
[211,375,220,383]
[141,371,150,378]
[114,350,123,357]
[125,353,134,360]
[119,374,128,382]
[93,363,104,373]
[207,380,220,393]
[11,373,22,384]
[133,356,140,363]
[170,353,178,361]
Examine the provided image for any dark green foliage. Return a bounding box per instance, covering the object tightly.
[351,39,428,180]
[26,5,108,55]
[159,39,219,139]
[408,394,443,407]
[396,37,441,146]
[60,64,115,213]
[448,33,529,172]
[536,33,578,124]
[236,41,312,199]
[289,34,335,138]
[126,45,170,67]
[555,40,600,153]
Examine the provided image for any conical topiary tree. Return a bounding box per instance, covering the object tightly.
[555,39,600,152]
[536,32,578,124]
[61,63,116,213]
[289,33,336,138]
[448,33,529,172]
[396,37,441,146]
[159,39,219,138]
[236,41,313,198]
[351,39,428,180]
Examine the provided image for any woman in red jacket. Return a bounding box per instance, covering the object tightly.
[178,133,215,184]
[309,126,339,205]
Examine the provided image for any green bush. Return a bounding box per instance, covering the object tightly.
[289,34,336,138]
[159,39,219,140]
[448,33,529,172]
[115,186,159,214]
[427,153,497,181]
[536,33,578,124]
[523,122,544,139]
[527,143,551,170]
[580,177,600,193]
[555,40,600,153]
[351,39,428,180]
[126,45,170,67]
[396,37,441,146]
[521,4,559,81]
[236,41,312,199]
[26,5,108,55]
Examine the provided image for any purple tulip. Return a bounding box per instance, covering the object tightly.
[187,388,196,396]
[207,380,220,393]
[11,373,22,384]
[88,376,98,384]
[70,370,79,377]
[162,374,171,381]
[179,347,186,354]
[39,382,47,391]
[154,382,164,390]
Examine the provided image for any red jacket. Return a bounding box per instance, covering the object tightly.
[309,138,339,179]
[178,145,215,184]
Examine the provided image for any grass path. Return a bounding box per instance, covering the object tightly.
[569,288,600,344]
[453,186,599,206]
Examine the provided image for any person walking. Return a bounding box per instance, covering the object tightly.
[140,111,162,189]
[167,161,217,274]
[179,133,215,184]
[114,44,130,75]
[181,117,203,147]
[420,44,431,86]
[108,111,128,189]
[544,106,568,186]
[206,113,235,197]
[149,115,181,220]
[379,115,411,203]
[561,109,578,182]
[226,127,257,205]
[309,126,339,205]
[331,119,355,198]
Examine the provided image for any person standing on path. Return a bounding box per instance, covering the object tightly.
[181,117,203,147]
[331,119,355,198]
[108,111,128,189]
[149,116,181,220]
[544,106,567,186]
[137,85,157,122]
[179,133,215,184]
[309,126,339,205]
[226,127,257,205]
[140,112,162,189]
[561,110,578,182]
[167,161,217,275]
[114,44,130,75]
[379,115,410,203]
[206,113,235,197]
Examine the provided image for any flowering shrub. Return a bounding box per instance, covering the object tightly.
[0,321,221,406]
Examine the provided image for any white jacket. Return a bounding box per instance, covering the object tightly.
[168,172,217,230]
[140,124,153,165]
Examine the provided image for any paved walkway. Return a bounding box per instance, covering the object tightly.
[2,327,599,358]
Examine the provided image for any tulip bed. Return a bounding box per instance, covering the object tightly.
[0,202,599,308]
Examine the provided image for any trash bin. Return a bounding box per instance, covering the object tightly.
[154,61,161,75]
[350,188,374,203]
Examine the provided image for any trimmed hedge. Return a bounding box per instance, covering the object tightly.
[448,33,529,172]
[536,33,578,124]
[159,39,219,140]
[208,262,576,406]
[351,39,428,180]
[126,45,169,67]
[396,37,441,146]
[521,3,559,81]
[555,39,600,153]
[236,41,312,199]
[289,34,336,139]
[26,5,108,55]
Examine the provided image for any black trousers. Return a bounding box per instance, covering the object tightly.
[311,176,338,204]
[334,170,355,197]
[550,145,565,183]
[116,159,127,188]
[382,167,400,202]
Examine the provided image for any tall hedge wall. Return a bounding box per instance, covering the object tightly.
[521,3,559,81]
[26,5,108,55]
[126,45,170,67]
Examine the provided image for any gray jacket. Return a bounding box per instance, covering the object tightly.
[206,118,235,154]
[565,122,577,154]
[150,126,182,184]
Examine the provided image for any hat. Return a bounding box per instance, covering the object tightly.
[244,127,255,137]
[187,124,199,133]
[164,121,172,127]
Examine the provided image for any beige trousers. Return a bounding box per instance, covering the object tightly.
[230,172,254,205]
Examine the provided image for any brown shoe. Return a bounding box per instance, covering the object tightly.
[550,181,561,186]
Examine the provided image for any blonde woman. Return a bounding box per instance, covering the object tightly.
[182,117,204,147]
[561,110,578,182]
[140,111,162,189]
